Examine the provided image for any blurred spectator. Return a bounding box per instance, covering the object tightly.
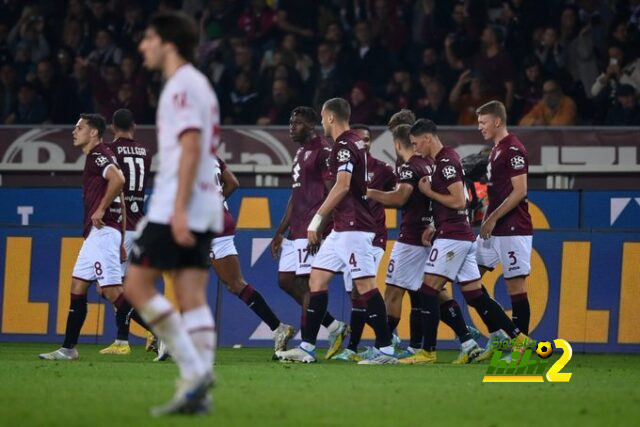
[280,33,313,83]
[5,83,47,124]
[514,56,545,120]
[411,0,446,47]
[352,21,390,94]
[257,78,297,125]
[323,22,355,73]
[383,68,413,117]
[200,0,237,42]
[118,3,145,51]
[604,84,640,125]
[519,79,577,125]
[471,26,515,110]
[414,79,456,125]
[12,43,35,83]
[562,7,599,98]
[449,70,492,125]
[0,22,11,65]
[0,64,17,122]
[349,81,379,124]
[8,8,50,63]
[224,71,260,124]
[534,27,565,77]
[71,60,94,114]
[87,0,119,37]
[56,46,75,77]
[310,42,349,112]
[87,29,122,66]
[369,0,408,54]
[61,19,91,57]
[277,0,318,41]
[237,0,277,48]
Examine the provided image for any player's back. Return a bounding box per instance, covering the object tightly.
[431,146,474,242]
[148,63,223,233]
[366,153,396,248]
[487,133,532,236]
[289,136,332,239]
[110,137,150,230]
[397,154,434,245]
[330,129,375,232]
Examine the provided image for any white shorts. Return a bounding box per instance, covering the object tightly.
[278,238,297,273]
[386,242,431,291]
[312,230,376,280]
[344,246,385,292]
[122,230,136,277]
[210,235,238,260]
[424,238,481,284]
[72,226,122,287]
[476,235,532,278]
[293,238,316,276]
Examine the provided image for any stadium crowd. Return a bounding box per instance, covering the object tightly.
[1,0,639,126]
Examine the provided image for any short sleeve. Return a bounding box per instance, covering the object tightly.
[397,163,417,187]
[89,151,116,179]
[217,157,227,174]
[171,87,204,137]
[505,146,528,177]
[333,145,355,174]
[439,159,463,184]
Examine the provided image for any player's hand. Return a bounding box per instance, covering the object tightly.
[120,244,127,262]
[271,233,283,258]
[307,229,319,246]
[91,208,106,229]
[418,176,432,196]
[307,241,320,256]
[422,225,436,246]
[171,210,196,247]
[480,218,496,239]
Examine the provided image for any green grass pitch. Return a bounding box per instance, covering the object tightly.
[1,343,639,427]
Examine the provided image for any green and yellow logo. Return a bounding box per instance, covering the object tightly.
[482,339,573,383]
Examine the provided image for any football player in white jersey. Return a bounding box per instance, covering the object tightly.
[124,12,223,416]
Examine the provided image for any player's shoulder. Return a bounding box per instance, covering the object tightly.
[167,64,215,98]
[504,134,527,154]
[437,146,460,164]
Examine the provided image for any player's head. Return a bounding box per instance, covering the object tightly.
[351,124,371,151]
[139,12,198,70]
[289,106,318,143]
[476,100,507,141]
[387,109,415,131]
[321,97,350,138]
[73,113,106,148]
[409,118,439,158]
[112,108,135,135]
[392,124,413,161]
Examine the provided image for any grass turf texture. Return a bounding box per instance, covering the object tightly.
[1,343,639,427]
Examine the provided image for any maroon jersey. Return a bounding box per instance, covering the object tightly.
[214,158,236,237]
[289,136,332,239]
[367,153,396,249]
[430,146,475,242]
[330,130,375,232]
[486,134,533,236]
[82,143,122,237]
[109,137,150,230]
[397,155,434,246]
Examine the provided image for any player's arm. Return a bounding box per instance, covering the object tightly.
[419,177,466,210]
[271,195,292,257]
[172,129,201,247]
[367,183,412,208]
[480,174,527,239]
[307,171,351,245]
[91,165,125,228]
[220,167,239,199]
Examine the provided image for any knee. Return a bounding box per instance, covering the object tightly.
[102,286,123,304]
[278,273,294,292]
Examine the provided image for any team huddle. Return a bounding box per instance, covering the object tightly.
[35,10,535,418]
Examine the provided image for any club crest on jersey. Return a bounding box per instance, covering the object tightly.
[510,155,525,170]
[337,149,351,163]
[442,165,457,180]
[94,155,109,167]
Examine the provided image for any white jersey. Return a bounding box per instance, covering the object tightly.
[147,63,223,233]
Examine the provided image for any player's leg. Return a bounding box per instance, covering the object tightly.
[499,236,533,335]
[212,249,294,354]
[338,288,367,360]
[408,290,423,352]
[384,285,404,337]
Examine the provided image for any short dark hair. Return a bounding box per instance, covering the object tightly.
[475,100,507,123]
[291,106,318,125]
[148,12,199,63]
[80,113,106,138]
[112,108,135,131]
[351,123,370,133]
[392,124,412,148]
[388,109,415,130]
[322,97,350,122]
[409,118,438,137]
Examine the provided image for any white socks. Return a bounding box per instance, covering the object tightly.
[326,320,340,334]
[139,294,207,381]
[182,305,217,371]
[300,341,315,352]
